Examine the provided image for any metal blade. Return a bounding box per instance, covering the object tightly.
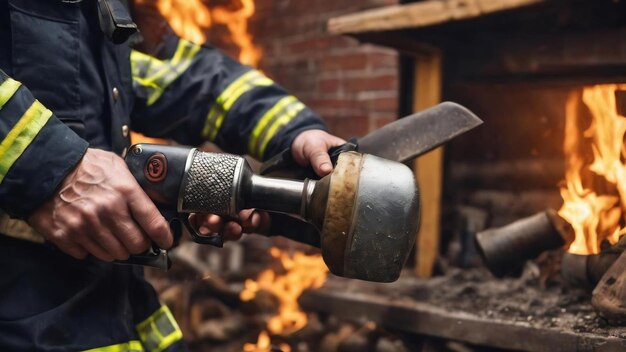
[357,102,483,162]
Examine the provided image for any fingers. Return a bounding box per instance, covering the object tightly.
[28,148,171,262]
[190,213,222,235]
[90,226,130,260]
[238,209,261,233]
[52,233,88,260]
[127,186,173,249]
[222,222,243,242]
[291,130,346,177]
[189,209,268,243]
[104,214,150,256]
[78,236,114,262]
[306,147,333,176]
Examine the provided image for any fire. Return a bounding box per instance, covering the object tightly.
[211,0,262,67]
[241,248,329,350]
[558,84,626,254]
[150,1,326,349]
[156,0,211,44]
[154,0,261,66]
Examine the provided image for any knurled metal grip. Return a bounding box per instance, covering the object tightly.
[180,150,244,215]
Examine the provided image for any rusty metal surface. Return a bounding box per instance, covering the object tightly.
[343,154,420,282]
[475,210,566,277]
[300,271,626,352]
[357,101,483,163]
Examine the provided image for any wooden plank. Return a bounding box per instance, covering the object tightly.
[300,285,626,352]
[413,53,442,277]
[328,0,543,35]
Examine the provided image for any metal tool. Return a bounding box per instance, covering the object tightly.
[260,101,483,176]
[125,144,419,282]
[121,101,483,282]
[475,209,572,277]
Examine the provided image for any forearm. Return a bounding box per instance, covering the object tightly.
[130,32,327,160]
[0,70,88,218]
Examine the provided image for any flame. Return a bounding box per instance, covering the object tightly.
[156,0,211,44]
[151,2,322,349]
[211,0,262,67]
[154,0,261,66]
[241,248,329,349]
[558,84,626,254]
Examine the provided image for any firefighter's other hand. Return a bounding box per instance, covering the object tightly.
[291,129,345,177]
[189,209,271,242]
[28,148,173,261]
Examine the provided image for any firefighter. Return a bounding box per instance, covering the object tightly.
[0,0,344,350]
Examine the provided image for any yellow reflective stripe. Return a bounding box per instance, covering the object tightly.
[83,340,144,352]
[248,96,297,157]
[202,70,273,141]
[158,42,200,92]
[0,100,52,183]
[258,100,305,158]
[0,78,21,108]
[136,305,183,352]
[131,51,164,89]
[248,96,305,158]
[131,39,201,106]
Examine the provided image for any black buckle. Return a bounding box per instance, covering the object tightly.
[97,0,138,44]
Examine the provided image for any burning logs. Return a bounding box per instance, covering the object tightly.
[475,208,626,325]
[475,209,573,277]
[561,251,622,289]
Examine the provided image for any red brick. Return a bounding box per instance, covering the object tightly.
[320,52,369,71]
[344,74,398,92]
[306,98,359,111]
[326,116,369,138]
[204,0,401,140]
[364,96,398,112]
[372,116,397,130]
[316,78,342,93]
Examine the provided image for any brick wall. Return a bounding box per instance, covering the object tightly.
[134,0,400,139]
[247,0,400,139]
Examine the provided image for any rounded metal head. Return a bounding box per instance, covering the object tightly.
[321,152,420,283]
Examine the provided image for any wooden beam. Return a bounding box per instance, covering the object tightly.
[328,0,543,35]
[300,282,626,352]
[413,52,442,278]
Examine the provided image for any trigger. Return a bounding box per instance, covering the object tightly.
[180,213,224,247]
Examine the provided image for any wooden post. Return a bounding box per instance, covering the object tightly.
[413,52,442,277]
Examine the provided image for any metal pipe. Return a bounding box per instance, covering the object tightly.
[246,175,312,216]
[475,209,568,277]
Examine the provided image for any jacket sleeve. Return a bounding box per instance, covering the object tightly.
[0,69,88,218]
[130,33,327,160]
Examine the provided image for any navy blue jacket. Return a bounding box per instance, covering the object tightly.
[0,0,325,219]
[0,0,325,350]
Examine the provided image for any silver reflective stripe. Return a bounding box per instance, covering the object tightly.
[0,211,44,243]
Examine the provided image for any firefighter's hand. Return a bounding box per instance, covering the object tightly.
[28,148,173,261]
[189,209,271,242]
[291,129,346,177]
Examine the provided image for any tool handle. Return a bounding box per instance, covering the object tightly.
[114,243,171,270]
[259,141,357,178]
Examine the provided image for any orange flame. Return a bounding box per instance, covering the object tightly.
[241,248,328,349]
[156,0,211,44]
[154,0,261,66]
[151,2,323,349]
[211,0,262,67]
[558,84,626,254]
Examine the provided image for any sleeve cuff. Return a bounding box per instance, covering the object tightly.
[0,117,88,218]
[262,108,327,160]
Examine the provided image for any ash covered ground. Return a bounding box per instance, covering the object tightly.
[317,264,626,339]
